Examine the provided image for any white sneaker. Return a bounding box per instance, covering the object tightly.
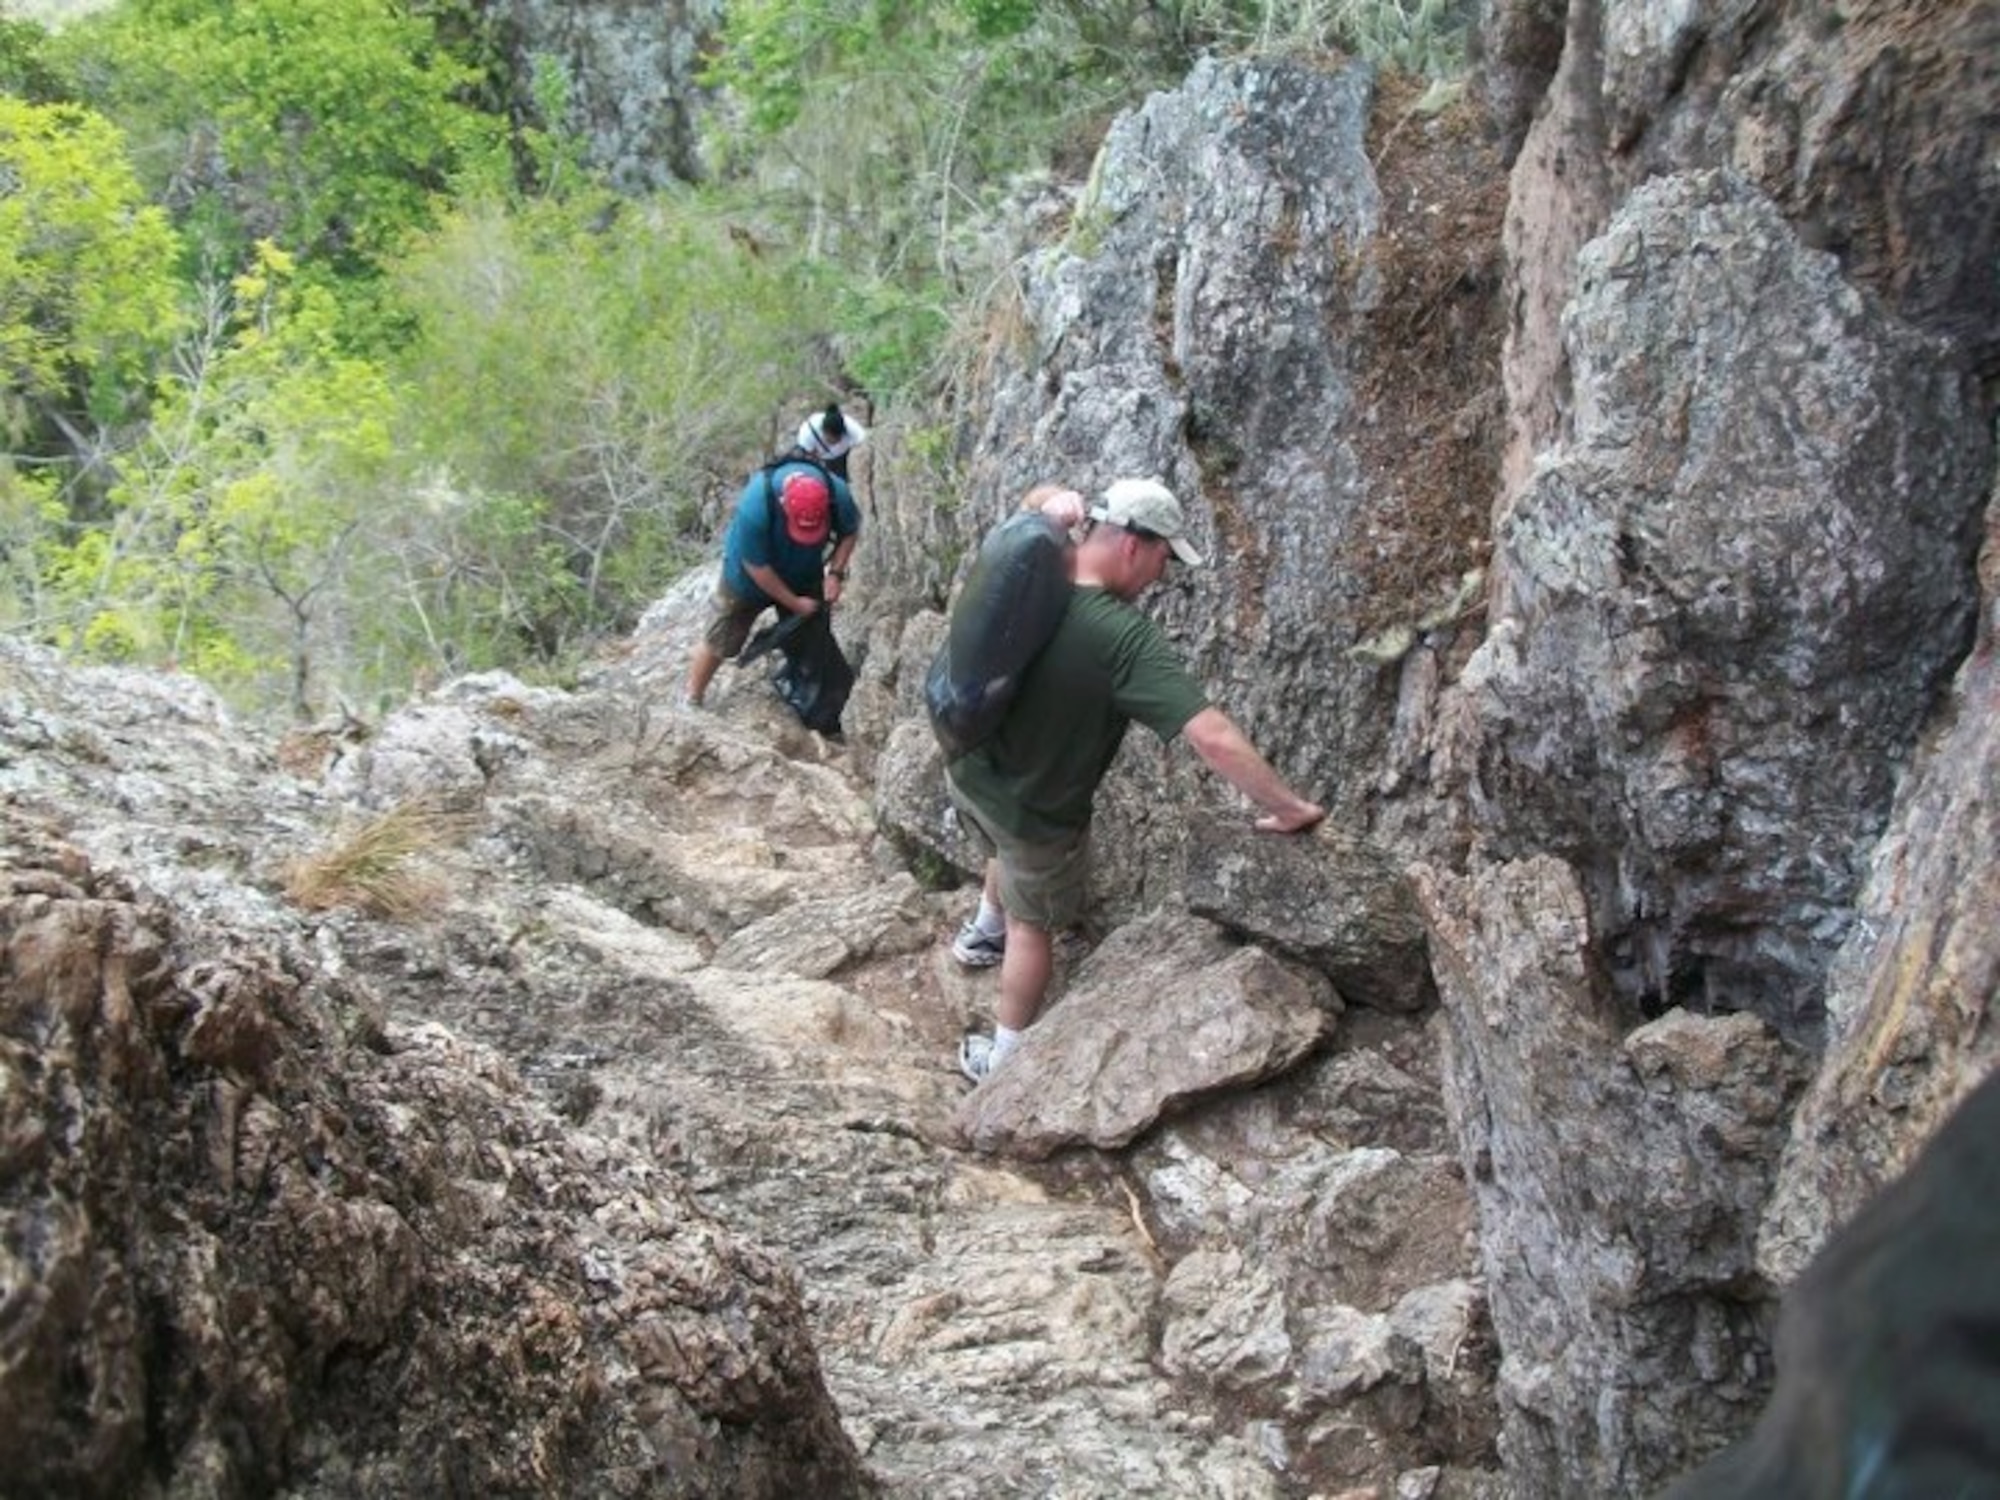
[958,1032,997,1084]
[951,919,1005,968]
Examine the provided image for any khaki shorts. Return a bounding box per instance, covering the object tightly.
[704,583,769,658]
[948,779,1090,930]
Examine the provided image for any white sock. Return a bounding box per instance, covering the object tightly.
[973,895,1006,939]
[991,1026,1023,1064]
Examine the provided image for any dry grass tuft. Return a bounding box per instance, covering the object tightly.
[283,801,472,921]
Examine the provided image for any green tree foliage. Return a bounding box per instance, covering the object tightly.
[387,189,820,656]
[701,0,1162,147]
[701,0,1469,397]
[0,96,183,443]
[53,0,508,283]
[47,242,398,718]
[0,463,65,634]
[0,15,73,104]
[696,0,1189,400]
[1175,0,1472,76]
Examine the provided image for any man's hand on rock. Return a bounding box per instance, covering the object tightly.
[1256,801,1325,835]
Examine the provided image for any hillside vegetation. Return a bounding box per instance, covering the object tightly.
[0,0,1469,720]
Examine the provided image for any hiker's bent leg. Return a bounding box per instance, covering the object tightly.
[987,827,1089,1037]
[685,642,724,704]
[997,917,1053,1030]
[687,585,763,703]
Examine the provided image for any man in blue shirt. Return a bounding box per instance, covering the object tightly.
[681,456,861,708]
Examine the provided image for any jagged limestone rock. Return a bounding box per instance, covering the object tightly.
[0,805,873,1499]
[1180,812,1436,1013]
[1753,468,2000,1287]
[873,57,1401,910]
[1438,170,1988,1039]
[1494,0,2000,501]
[954,911,1335,1159]
[1415,853,1804,1498]
[707,872,933,976]
[467,0,719,191]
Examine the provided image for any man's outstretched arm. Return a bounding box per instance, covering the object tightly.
[1181,707,1325,833]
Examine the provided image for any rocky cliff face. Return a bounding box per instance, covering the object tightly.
[857,3,1996,1495]
[467,0,721,190]
[1433,3,1998,1489]
[870,55,1507,917]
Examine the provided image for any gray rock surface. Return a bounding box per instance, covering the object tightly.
[1439,170,1988,1039]
[1182,814,1435,1012]
[1435,3,2000,1489]
[954,910,1336,1158]
[1417,855,1803,1496]
[1494,0,2000,502]
[0,636,1498,1497]
[1753,474,2000,1286]
[468,0,720,190]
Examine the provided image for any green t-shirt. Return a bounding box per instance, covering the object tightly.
[948,586,1208,842]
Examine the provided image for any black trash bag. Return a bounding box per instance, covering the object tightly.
[736,608,810,667]
[924,511,1071,759]
[767,607,853,736]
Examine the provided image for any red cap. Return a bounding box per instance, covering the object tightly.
[779,471,831,545]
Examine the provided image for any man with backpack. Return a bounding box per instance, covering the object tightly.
[680,446,860,710]
[945,478,1325,1083]
[795,402,869,480]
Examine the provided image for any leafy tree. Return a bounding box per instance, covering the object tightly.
[1173,0,1473,75]
[49,242,398,718]
[698,1,1182,399]
[0,15,74,104]
[0,462,65,634]
[386,188,821,656]
[0,96,183,447]
[54,0,509,284]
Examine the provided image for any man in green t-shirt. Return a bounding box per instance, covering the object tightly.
[947,478,1325,1083]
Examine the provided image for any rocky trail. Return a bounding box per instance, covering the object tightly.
[1,619,1494,1499]
[322,623,1493,1499]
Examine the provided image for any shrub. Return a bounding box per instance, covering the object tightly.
[282,800,471,920]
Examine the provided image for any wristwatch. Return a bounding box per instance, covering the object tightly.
[829,566,849,580]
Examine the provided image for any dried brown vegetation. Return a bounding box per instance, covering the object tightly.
[282,801,469,920]
[1349,74,1509,643]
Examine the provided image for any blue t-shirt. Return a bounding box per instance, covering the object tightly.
[720,459,861,604]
